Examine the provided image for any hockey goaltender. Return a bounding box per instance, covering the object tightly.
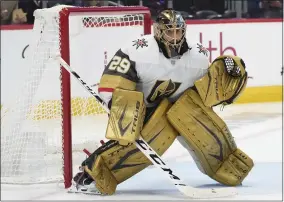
[69,9,254,196]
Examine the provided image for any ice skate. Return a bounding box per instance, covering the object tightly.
[68,171,102,195]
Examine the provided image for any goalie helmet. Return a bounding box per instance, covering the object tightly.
[154,9,187,58]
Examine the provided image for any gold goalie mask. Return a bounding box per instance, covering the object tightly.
[154,9,187,58]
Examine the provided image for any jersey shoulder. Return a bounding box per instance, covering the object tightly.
[188,41,210,60]
[121,34,160,64]
[187,41,210,68]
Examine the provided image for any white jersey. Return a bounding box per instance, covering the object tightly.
[99,34,209,108]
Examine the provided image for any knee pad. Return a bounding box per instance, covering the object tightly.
[167,88,254,186]
[83,99,178,194]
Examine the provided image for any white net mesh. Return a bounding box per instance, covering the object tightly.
[1,5,147,184]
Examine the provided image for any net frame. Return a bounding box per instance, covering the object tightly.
[58,6,151,188]
[1,6,151,188]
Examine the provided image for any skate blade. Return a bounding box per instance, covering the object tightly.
[68,184,102,195]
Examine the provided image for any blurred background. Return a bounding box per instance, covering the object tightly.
[1,0,283,25]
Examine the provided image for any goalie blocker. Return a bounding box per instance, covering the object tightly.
[80,55,254,195]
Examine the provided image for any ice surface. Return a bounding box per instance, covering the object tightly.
[1,102,283,200]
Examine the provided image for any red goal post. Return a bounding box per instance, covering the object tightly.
[59,6,151,188]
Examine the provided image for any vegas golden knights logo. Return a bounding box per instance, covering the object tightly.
[147,80,181,103]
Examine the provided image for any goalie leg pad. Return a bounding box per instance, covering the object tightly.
[84,155,118,195]
[82,99,178,195]
[166,88,254,186]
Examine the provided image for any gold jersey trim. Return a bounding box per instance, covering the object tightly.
[99,74,136,90]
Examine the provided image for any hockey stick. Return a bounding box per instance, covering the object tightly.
[56,56,237,199]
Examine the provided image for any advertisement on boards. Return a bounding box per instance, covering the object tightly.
[1,21,282,109]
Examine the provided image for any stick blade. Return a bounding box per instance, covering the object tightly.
[181,186,237,199]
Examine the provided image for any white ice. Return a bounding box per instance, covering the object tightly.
[1,102,283,200]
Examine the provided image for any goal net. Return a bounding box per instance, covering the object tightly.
[1,5,151,188]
